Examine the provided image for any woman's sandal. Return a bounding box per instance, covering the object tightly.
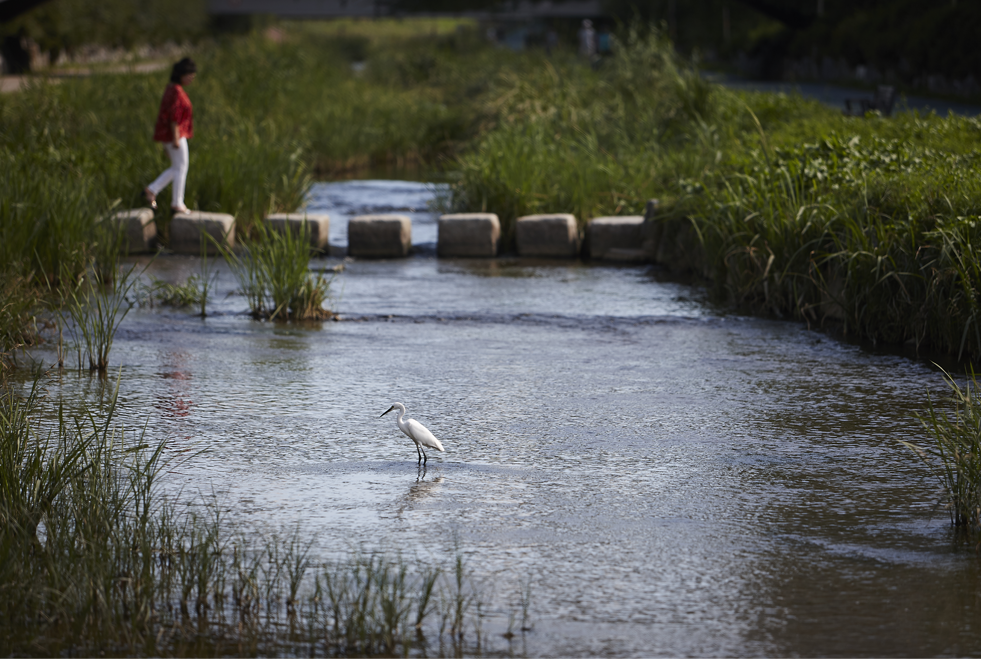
[171,205,191,215]
[142,188,157,209]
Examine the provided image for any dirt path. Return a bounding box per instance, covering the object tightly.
[1,60,169,94]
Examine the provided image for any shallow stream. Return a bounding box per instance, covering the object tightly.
[27,181,981,656]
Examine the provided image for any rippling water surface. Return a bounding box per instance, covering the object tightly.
[30,181,981,656]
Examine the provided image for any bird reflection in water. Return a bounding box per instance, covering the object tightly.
[395,470,444,517]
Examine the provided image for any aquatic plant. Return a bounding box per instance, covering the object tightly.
[683,123,981,357]
[137,274,208,310]
[61,264,139,373]
[905,369,981,531]
[137,237,218,316]
[219,220,334,321]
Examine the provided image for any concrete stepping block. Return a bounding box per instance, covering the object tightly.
[515,213,580,258]
[169,211,236,255]
[348,214,412,258]
[106,208,156,254]
[265,212,330,251]
[438,213,500,257]
[586,215,648,262]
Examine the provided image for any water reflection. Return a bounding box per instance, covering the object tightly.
[395,472,444,517]
[155,350,193,419]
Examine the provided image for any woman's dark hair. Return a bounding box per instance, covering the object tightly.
[170,57,197,84]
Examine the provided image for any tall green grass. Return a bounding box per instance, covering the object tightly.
[904,369,981,531]
[219,221,334,321]
[0,371,503,656]
[0,276,41,375]
[61,264,140,373]
[682,122,981,357]
[449,24,734,244]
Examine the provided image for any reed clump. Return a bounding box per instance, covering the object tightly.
[135,239,218,317]
[0,371,502,656]
[219,221,334,321]
[60,264,140,373]
[139,276,210,309]
[904,369,981,531]
[0,273,42,375]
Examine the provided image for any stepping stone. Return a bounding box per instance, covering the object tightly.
[265,212,330,251]
[169,211,236,255]
[515,213,580,258]
[106,208,156,254]
[585,216,648,262]
[348,214,412,258]
[438,213,500,257]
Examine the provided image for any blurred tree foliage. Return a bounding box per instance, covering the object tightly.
[786,0,980,81]
[606,0,980,83]
[1,0,208,58]
[396,0,978,84]
[603,0,783,58]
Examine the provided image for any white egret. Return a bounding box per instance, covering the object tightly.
[381,402,445,465]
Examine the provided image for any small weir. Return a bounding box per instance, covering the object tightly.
[50,180,981,655]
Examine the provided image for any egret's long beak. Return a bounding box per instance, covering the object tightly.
[381,405,396,417]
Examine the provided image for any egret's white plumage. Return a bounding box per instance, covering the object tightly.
[381,402,444,465]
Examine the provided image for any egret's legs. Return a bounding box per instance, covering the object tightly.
[416,444,423,464]
[421,447,428,466]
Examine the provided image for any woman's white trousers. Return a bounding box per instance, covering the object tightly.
[147,137,189,209]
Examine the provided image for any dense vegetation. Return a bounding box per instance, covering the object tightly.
[907,370,981,533]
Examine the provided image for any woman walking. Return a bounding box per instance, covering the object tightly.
[144,57,196,214]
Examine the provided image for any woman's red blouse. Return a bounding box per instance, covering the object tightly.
[153,83,193,142]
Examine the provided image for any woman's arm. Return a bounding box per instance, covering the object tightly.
[171,121,180,148]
